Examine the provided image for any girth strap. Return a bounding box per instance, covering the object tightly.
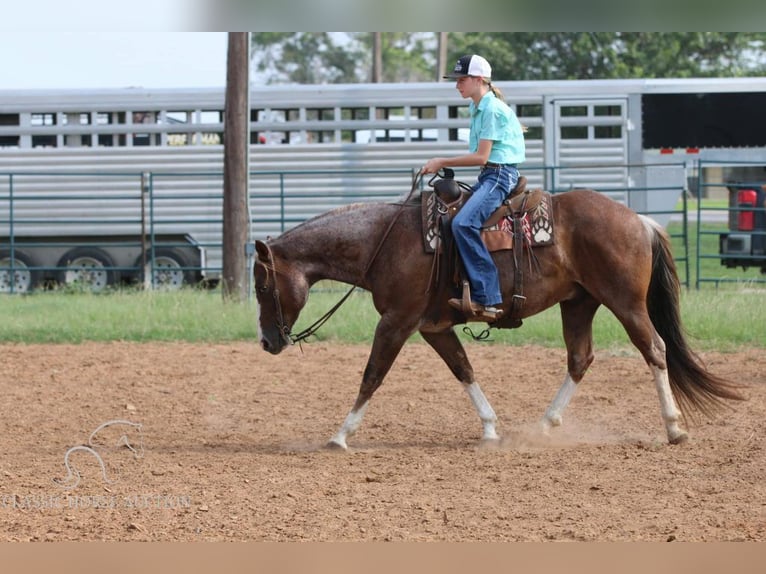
[509,207,527,320]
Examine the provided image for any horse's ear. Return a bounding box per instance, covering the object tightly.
[255,240,270,262]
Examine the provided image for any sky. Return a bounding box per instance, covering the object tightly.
[1,32,230,91]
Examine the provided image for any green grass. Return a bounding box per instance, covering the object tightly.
[1,285,763,350]
[1,196,763,348]
[0,289,260,343]
[675,197,729,210]
[296,285,765,352]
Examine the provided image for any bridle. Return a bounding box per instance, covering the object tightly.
[256,241,356,347]
[255,244,291,346]
[256,169,425,347]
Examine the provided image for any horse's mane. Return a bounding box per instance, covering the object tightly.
[277,198,420,242]
[276,202,378,242]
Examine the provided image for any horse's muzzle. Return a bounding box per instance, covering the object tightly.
[260,337,284,355]
[260,327,293,354]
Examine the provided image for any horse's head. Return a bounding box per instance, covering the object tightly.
[253,239,310,355]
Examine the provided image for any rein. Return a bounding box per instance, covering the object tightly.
[287,284,356,345]
[260,169,424,346]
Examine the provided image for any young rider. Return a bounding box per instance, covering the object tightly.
[422,54,526,321]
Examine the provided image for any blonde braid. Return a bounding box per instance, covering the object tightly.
[487,81,505,102]
[487,81,527,133]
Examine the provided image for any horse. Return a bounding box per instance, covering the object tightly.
[253,183,744,450]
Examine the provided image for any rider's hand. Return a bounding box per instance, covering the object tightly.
[422,158,445,175]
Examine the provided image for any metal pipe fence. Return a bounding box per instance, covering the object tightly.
[1,164,695,294]
[695,160,766,288]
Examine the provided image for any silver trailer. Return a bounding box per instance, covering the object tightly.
[2,78,766,292]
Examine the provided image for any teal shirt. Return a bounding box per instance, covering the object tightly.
[468,91,525,165]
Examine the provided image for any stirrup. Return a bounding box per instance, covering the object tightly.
[448,298,504,322]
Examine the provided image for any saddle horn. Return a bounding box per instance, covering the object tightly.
[429,168,463,203]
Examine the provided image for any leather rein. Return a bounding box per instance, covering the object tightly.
[257,169,424,347]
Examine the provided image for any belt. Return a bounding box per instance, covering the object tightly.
[483,162,517,169]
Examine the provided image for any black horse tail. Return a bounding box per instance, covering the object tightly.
[646,223,746,419]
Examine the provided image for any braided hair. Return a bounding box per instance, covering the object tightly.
[486,81,505,102]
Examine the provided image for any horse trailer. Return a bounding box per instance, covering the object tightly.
[2,77,766,292]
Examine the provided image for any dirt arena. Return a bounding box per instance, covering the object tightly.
[0,341,763,541]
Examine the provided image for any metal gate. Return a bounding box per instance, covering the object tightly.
[548,97,630,201]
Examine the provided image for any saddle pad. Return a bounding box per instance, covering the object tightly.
[480,192,555,252]
[421,190,450,253]
[421,190,555,254]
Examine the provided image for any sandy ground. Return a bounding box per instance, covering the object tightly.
[0,341,763,541]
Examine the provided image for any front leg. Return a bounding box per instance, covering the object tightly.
[327,314,418,450]
[327,403,369,450]
[420,329,499,443]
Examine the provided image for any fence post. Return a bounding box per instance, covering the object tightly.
[140,171,151,290]
[8,174,14,294]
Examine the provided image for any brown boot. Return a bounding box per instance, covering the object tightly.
[448,298,504,322]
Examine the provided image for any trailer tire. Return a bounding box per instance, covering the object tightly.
[56,247,118,292]
[0,249,40,293]
[137,247,196,290]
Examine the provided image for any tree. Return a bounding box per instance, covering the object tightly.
[250,33,364,84]
[447,33,766,80]
[352,33,437,82]
[250,32,766,85]
[250,33,437,84]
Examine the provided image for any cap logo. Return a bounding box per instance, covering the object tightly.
[443,55,491,80]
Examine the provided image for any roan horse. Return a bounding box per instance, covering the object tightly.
[254,180,744,450]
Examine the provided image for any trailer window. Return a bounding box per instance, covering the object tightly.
[561,126,588,139]
[0,113,20,145]
[560,105,587,117]
[643,92,766,148]
[595,125,621,139]
[31,113,56,126]
[0,113,19,126]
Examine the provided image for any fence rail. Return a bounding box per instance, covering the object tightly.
[0,164,720,294]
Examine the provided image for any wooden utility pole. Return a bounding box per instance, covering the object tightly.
[222,32,250,302]
[372,32,382,83]
[437,32,448,81]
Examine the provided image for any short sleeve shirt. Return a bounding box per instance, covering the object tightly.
[468,91,526,165]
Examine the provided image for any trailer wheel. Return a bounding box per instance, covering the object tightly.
[0,249,40,293]
[137,247,196,290]
[56,247,118,292]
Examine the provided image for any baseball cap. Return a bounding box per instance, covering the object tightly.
[443,55,492,79]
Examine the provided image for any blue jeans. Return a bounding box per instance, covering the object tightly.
[451,165,519,306]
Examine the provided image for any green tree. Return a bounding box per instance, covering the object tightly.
[251,32,766,85]
[251,33,437,84]
[250,33,364,84]
[448,32,766,80]
[352,33,437,82]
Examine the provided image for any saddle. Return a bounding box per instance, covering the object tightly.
[421,170,555,328]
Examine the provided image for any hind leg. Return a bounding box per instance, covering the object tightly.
[420,329,499,442]
[612,308,687,444]
[650,362,688,444]
[541,296,600,434]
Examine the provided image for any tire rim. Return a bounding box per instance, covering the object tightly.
[0,257,32,293]
[152,256,185,289]
[63,256,109,291]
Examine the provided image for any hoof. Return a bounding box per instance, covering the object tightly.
[669,432,689,445]
[323,439,348,451]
